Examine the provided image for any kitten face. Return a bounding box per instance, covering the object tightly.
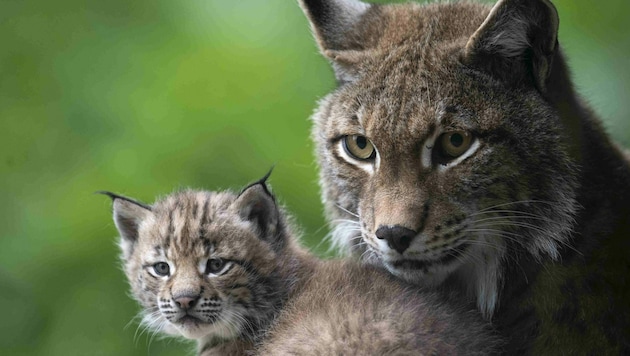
[108,186,283,342]
[302,0,579,316]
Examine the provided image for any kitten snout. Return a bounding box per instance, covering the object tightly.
[173,294,200,311]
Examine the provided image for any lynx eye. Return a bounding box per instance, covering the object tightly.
[152,262,170,277]
[343,135,376,161]
[438,131,473,158]
[205,258,229,275]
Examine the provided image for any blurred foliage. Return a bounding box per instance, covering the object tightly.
[0,0,628,355]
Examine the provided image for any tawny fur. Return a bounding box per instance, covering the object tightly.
[298,0,630,353]
[104,183,501,355]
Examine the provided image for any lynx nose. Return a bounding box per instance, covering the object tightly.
[375,225,416,254]
[174,294,199,310]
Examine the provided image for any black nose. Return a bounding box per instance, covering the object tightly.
[375,225,416,254]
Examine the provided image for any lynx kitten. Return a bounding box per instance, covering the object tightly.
[102,177,500,355]
[299,0,630,353]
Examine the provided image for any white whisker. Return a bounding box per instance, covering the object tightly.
[472,221,551,235]
[470,214,565,226]
[335,204,360,218]
[477,200,557,213]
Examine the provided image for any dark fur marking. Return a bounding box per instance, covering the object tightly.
[200,237,212,253]
[230,283,249,290]
[168,208,175,235]
[199,196,210,239]
[300,0,334,29]
[192,200,198,219]
[445,105,458,114]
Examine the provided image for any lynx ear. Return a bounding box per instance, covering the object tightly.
[463,0,559,93]
[234,171,281,244]
[298,0,373,83]
[99,191,152,258]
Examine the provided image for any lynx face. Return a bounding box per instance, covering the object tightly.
[105,183,284,342]
[301,0,579,316]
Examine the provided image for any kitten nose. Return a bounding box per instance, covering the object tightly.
[375,225,417,254]
[174,295,199,310]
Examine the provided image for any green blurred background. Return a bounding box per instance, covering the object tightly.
[1,0,628,355]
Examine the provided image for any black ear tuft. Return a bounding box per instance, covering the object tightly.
[463,0,559,92]
[234,173,280,243]
[98,191,151,246]
[238,166,275,200]
[97,191,152,211]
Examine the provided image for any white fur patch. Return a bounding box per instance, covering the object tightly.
[328,219,363,256]
[335,0,371,25]
[437,139,481,172]
[421,129,440,169]
[470,241,503,319]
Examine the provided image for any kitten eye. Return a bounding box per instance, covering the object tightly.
[438,131,473,158]
[343,135,376,161]
[152,262,170,277]
[205,258,228,275]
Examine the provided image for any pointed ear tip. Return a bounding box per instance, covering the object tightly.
[245,166,275,191]
[97,192,152,211]
[95,190,117,201]
[262,165,275,183]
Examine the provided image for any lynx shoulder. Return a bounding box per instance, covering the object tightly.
[102,178,500,355]
[298,0,630,353]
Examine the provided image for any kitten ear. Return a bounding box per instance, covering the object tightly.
[298,0,373,83]
[98,191,152,257]
[463,0,559,93]
[234,171,280,243]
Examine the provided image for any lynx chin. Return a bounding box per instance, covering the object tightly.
[299,0,630,353]
[102,176,500,355]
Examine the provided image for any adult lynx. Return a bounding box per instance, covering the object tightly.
[103,178,499,355]
[299,0,630,353]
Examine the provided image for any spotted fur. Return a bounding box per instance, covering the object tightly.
[104,181,501,355]
[104,184,295,354]
[299,0,630,353]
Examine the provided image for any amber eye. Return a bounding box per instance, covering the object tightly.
[205,258,226,275]
[438,131,473,158]
[343,135,376,161]
[152,262,170,277]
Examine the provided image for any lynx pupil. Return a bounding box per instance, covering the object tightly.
[438,131,473,160]
[206,258,225,274]
[450,133,463,147]
[356,136,367,149]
